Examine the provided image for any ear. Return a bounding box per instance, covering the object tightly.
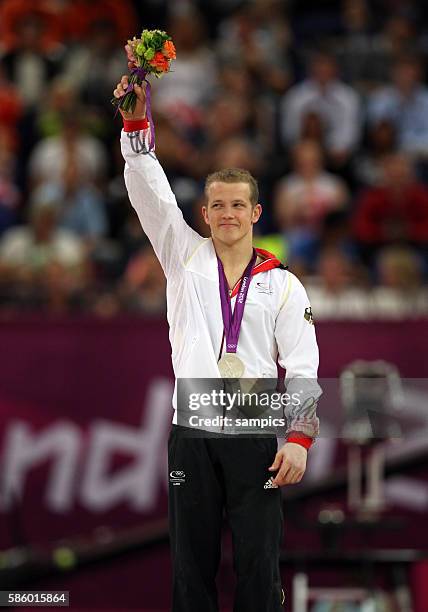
[252,203,262,225]
[201,205,210,226]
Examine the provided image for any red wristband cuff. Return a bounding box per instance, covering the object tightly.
[123,117,149,132]
[287,432,313,450]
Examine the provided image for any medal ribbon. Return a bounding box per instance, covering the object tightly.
[217,249,257,354]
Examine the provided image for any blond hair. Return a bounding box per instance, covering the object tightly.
[204,168,259,206]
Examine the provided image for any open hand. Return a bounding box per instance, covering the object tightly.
[268,442,307,487]
[113,75,146,120]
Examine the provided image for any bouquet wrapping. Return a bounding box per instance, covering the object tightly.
[112,29,176,150]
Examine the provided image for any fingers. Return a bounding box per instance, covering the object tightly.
[268,452,282,472]
[133,83,146,102]
[113,75,130,99]
[112,74,146,119]
[271,463,291,487]
[270,445,307,487]
[272,464,304,487]
[113,78,146,104]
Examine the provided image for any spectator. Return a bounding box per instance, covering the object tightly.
[216,0,293,94]
[379,12,420,59]
[204,93,253,148]
[154,113,204,179]
[306,247,370,319]
[299,111,325,148]
[0,197,87,312]
[153,9,218,117]
[0,10,63,109]
[62,18,125,109]
[280,50,361,167]
[215,59,277,154]
[372,246,428,317]
[353,153,428,264]
[335,0,388,92]
[320,209,357,261]
[0,143,20,236]
[35,78,79,138]
[367,54,428,161]
[211,137,262,178]
[29,176,108,244]
[0,0,62,53]
[119,245,166,315]
[353,118,397,187]
[150,113,206,226]
[28,112,107,187]
[0,0,426,317]
[0,198,85,270]
[62,0,136,45]
[274,140,349,270]
[217,60,253,100]
[0,65,22,151]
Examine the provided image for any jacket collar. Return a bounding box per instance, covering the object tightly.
[230,248,284,297]
[185,239,285,295]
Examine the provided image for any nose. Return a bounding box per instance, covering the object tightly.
[221,206,235,219]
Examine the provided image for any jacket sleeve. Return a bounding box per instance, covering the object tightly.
[274,272,321,439]
[121,129,203,278]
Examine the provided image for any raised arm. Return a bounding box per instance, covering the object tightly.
[114,75,203,277]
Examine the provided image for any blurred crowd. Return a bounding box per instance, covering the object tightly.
[1,0,428,318]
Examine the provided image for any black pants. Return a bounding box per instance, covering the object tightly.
[168,424,284,612]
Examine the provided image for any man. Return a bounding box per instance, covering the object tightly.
[368,53,428,159]
[280,50,361,167]
[353,152,428,265]
[114,75,320,612]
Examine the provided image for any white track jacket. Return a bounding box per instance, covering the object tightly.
[121,129,321,439]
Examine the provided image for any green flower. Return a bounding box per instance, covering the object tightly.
[142,30,153,43]
[144,48,155,60]
[151,31,164,49]
[136,42,145,56]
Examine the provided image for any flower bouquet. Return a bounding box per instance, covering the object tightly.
[112,29,176,149]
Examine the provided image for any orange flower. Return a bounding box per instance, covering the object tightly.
[162,40,176,59]
[149,51,170,72]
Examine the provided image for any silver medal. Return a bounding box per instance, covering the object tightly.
[217,353,245,378]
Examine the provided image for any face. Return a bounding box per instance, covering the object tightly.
[394,61,420,92]
[17,15,44,51]
[33,208,57,242]
[294,141,322,177]
[370,120,395,151]
[311,56,337,85]
[343,0,369,30]
[202,182,261,246]
[382,154,413,187]
[319,251,350,291]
